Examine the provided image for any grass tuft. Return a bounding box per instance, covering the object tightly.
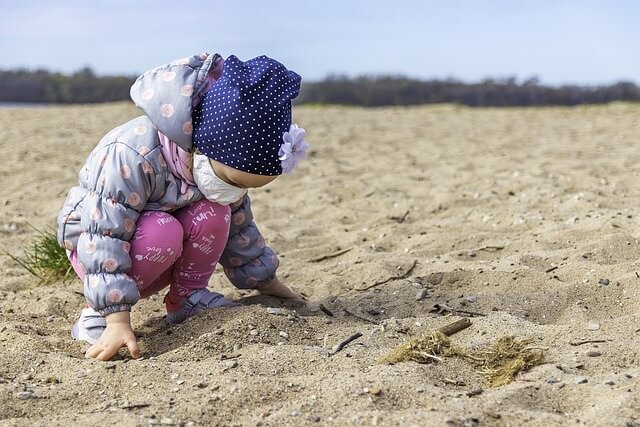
[3,226,74,285]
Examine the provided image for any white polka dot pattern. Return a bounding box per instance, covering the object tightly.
[129,53,221,152]
[192,55,301,176]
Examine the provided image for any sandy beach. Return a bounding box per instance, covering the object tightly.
[1,102,639,426]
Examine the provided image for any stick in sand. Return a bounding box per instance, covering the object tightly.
[330,332,363,356]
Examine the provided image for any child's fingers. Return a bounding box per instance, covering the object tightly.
[96,343,121,361]
[85,343,103,359]
[126,338,141,359]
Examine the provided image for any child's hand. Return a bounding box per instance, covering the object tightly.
[85,311,140,361]
[258,276,302,300]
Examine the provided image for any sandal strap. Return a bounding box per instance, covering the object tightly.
[183,289,225,312]
[82,315,107,330]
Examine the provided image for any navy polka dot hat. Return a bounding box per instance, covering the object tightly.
[192,55,302,176]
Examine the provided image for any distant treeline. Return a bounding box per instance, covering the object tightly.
[0,68,134,104]
[1,68,639,107]
[299,75,640,107]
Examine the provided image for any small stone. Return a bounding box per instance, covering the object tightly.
[310,416,321,422]
[586,322,601,331]
[17,391,36,399]
[415,288,428,301]
[465,295,478,303]
[604,380,615,386]
[367,387,382,396]
[467,388,483,397]
[267,307,284,315]
[546,377,560,384]
[279,331,289,339]
[249,329,259,336]
[586,350,602,357]
[225,360,238,369]
[176,380,184,385]
[575,376,588,384]
[598,278,610,286]
[46,316,55,322]
[160,418,174,425]
[148,418,159,426]
[463,417,480,427]
[486,411,502,419]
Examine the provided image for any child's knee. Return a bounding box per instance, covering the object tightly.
[134,211,185,257]
[184,199,231,238]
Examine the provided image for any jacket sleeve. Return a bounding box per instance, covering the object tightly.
[76,143,156,315]
[219,195,279,289]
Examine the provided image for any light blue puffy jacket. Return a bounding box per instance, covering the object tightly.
[57,53,279,315]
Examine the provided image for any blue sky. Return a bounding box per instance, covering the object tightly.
[0,0,637,85]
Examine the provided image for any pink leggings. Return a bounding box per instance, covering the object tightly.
[70,199,231,299]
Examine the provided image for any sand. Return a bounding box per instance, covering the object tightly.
[0,102,639,426]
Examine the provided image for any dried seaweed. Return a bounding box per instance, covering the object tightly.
[377,330,451,364]
[450,336,544,387]
[378,331,544,387]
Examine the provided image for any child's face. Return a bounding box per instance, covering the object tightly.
[209,158,278,189]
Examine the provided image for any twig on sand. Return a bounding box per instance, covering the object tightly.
[330,332,363,356]
[121,403,151,410]
[343,308,380,325]
[419,353,443,362]
[318,304,334,317]
[545,266,559,273]
[309,247,353,263]
[389,210,410,223]
[356,259,418,291]
[569,339,608,346]
[430,303,486,317]
[477,245,505,251]
[437,318,472,336]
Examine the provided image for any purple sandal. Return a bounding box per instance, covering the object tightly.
[165,289,238,325]
[71,307,107,344]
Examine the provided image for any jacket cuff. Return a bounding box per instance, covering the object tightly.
[98,304,132,316]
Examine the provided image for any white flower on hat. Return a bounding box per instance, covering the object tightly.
[279,124,309,175]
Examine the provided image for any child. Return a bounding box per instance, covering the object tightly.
[57,53,309,361]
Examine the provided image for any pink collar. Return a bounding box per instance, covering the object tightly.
[158,132,195,193]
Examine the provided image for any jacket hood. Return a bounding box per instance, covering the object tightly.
[130,53,221,151]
